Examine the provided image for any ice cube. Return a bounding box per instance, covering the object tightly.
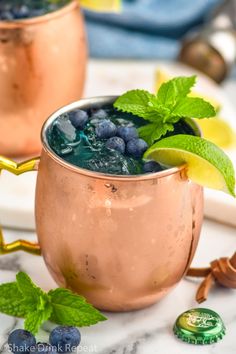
[116,118,134,127]
[78,148,142,175]
[56,116,76,142]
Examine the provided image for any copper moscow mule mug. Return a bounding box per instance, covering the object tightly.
[0,0,87,157]
[0,97,204,311]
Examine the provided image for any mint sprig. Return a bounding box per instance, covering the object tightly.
[48,288,104,327]
[114,76,216,145]
[0,272,106,334]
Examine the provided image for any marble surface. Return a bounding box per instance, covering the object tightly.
[0,219,235,354]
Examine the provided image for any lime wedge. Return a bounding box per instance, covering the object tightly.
[144,135,235,196]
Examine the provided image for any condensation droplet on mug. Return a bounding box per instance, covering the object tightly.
[106,209,112,217]
[71,213,77,222]
[179,224,186,232]
[105,199,112,208]
[0,62,8,73]
[51,45,59,54]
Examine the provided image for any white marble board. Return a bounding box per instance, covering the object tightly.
[0,219,236,353]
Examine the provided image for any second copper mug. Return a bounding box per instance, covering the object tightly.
[0,96,204,312]
[0,0,87,157]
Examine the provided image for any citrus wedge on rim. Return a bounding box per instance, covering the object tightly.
[196,117,236,149]
[144,135,235,196]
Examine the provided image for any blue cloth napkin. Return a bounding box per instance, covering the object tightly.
[84,0,222,59]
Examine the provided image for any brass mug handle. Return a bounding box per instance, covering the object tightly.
[0,156,41,255]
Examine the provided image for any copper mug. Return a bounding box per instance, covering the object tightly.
[0,0,87,157]
[0,96,204,311]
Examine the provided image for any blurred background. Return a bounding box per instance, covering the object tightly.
[85,0,219,59]
[84,0,236,83]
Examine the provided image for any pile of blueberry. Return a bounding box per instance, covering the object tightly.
[0,1,66,21]
[68,108,162,174]
[8,327,81,354]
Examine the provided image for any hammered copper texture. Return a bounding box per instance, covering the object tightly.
[36,151,203,311]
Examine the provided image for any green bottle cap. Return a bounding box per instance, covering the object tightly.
[173,308,226,345]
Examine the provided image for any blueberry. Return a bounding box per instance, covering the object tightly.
[0,11,14,20]
[8,329,36,354]
[117,126,138,142]
[143,161,162,173]
[30,343,56,354]
[126,138,148,158]
[92,109,107,119]
[12,5,30,19]
[95,119,117,139]
[106,137,125,154]
[69,109,88,130]
[49,326,81,353]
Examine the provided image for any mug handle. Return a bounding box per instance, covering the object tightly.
[0,156,41,255]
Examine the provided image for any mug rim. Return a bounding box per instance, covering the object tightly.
[41,96,200,182]
[0,0,78,28]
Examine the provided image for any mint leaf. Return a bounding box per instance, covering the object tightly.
[114,89,155,118]
[157,76,196,107]
[146,100,171,122]
[0,273,106,335]
[114,90,170,122]
[139,123,174,145]
[171,97,216,119]
[16,272,50,313]
[16,272,45,299]
[137,109,165,122]
[49,288,107,327]
[114,76,216,146]
[24,305,52,335]
[0,282,27,317]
